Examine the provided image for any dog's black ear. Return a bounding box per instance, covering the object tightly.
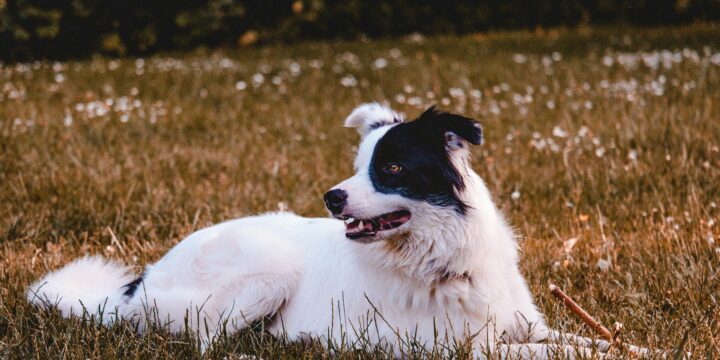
[418,106,483,150]
[344,102,403,138]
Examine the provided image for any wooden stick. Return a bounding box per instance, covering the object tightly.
[549,284,614,342]
[549,285,664,358]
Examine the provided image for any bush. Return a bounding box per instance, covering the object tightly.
[1,0,719,61]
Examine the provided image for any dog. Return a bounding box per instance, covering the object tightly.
[27,104,648,358]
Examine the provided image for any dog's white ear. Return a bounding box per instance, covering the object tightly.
[344,103,403,137]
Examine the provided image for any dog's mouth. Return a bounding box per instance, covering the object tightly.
[336,210,412,240]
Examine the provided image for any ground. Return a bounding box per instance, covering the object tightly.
[1,25,719,359]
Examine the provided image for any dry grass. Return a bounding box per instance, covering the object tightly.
[1,25,719,359]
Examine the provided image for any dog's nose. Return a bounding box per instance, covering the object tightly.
[324,189,348,215]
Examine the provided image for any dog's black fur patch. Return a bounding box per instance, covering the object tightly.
[122,274,144,298]
[368,106,483,214]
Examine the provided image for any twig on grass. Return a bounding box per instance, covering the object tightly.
[549,284,614,342]
[548,284,647,358]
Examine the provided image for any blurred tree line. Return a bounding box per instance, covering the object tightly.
[1,0,719,61]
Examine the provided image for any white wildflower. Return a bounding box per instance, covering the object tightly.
[252,73,265,86]
[448,87,464,98]
[602,55,614,67]
[407,96,423,106]
[372,58,388,69]
[628,150,638,161]
[552,126,568,138]
[289,62,301,76]
[597,259,611,272]
[562,238,578,254]
[595,147,606,158]
[340,75,358,87]
[512,54,527,64]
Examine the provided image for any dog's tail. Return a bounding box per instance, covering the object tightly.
[27,256,137,320]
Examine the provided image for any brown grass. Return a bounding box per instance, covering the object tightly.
[1,25,719,358]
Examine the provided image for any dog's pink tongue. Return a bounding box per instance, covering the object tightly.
[378,211,411,230]
[362,221,374,231]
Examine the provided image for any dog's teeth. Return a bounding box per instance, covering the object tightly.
[358,220,364,228]
[344,217,355,224]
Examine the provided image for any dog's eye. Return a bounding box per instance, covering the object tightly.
[383,163,402,174]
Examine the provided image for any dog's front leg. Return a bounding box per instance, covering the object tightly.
[492,342,605,359]
[546,329,666,358]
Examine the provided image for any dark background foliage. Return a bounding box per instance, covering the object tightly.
[1,0,720,61]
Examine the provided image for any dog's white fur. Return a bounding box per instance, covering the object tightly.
[28,103,649,358]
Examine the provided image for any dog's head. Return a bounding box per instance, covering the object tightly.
[324,103,483,242]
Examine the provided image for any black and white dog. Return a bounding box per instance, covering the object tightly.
[28,104,647,358]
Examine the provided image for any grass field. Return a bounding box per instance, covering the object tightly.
[1,25,719,359]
